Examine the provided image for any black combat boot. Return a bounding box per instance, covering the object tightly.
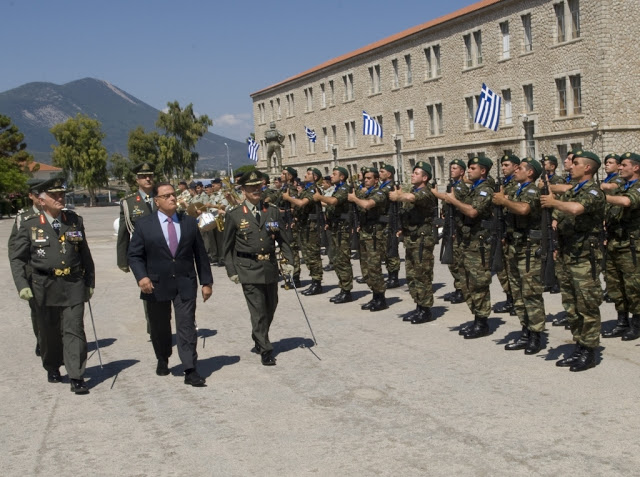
[621,314,640,341]
[552,313,569,327]
[493,294,514,314]
[602,311,629,338]
[504,327,530,350]
[356,276,367,284]
[556,343,584,367]
[385,271,400,289]
[330,290,345,302]
[450,289,465,304]
[411,306,434,324]
[464,316,490,339]
[404,305,420,322]
[524,331,542,355]
[369,293,388,312]
[458,316,477,335]
[569,346,597,372]
[333,290,353,304]
[302,280,323,296]
[293,275,302,288]
[443,291,455,302]
[361,296,376,310]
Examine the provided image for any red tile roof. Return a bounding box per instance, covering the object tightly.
[251,0,502,97]
[28,162,62,172]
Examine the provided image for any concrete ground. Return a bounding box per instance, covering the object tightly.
[1,206,638,476]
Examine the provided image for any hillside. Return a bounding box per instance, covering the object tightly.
[0,78,250,172]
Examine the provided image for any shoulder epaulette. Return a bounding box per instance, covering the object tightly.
[123,192,138,200]
[227,205,238,213]
[21,212,40,222]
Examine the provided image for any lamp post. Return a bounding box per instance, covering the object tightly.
[224,143,231,179]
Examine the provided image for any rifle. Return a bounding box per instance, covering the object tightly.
[349,180,361,254]
[440,177,455,265]
[386,181,401,258]
[490,166,505,274]
[431,166,444,244]
[540,165,557,288]
[314,188,329,250]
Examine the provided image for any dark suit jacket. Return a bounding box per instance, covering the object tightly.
[128,211,213,302]
[117,191,153,269]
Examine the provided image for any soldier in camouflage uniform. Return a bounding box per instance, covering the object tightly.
[602,152,640,341]
[314,167,353,303]
[494,155,520,315]
[390,162,437,323]
[541,150,605,371]
[442,159,468,304]
[493,158,546,354]
[277,167,301,288]
[348,167,389,311]
[282,167,324,295]
[377,164,401,288]
[439,156,494,338]
[539,155,564,294]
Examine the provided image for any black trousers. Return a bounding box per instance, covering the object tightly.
[242,282,278,353]
[146,295,198,370]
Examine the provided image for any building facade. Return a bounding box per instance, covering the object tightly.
[251,0,640,183]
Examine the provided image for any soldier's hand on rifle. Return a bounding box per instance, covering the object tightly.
[492,189,507,206]
[313,189,323,201]
[347,191,356,202]
[389,189,399,201]
[540,190,555,208]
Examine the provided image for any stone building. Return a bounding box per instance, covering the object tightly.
[250,0,640,183]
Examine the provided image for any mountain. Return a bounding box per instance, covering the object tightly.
[0,78,251,172]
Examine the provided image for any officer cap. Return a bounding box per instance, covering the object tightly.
[234,171,244,180]
[133,162,155,175]
[211,178,222,184]
[362,167,378,175]
[188,181,197,190]
[604,153,621,163]
[468,156,493,171]
[36,176,67,194]
[573,150,601,167]
[520,157,542,176]
[333,166,349,179]
[239,170,263,187]
[195,181,203,187]
[621,152,640,163]
[261,172,271,184]
[26,178,43,193]
[284,166,298,177]
[307,167,322,180]
[450,159,466,170]
[542,155,558,166]
[380,163,395,175]
[204,182,212,189]
[500,154,520,165]
[413,161,432,178]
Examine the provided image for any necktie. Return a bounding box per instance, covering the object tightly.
[167,217,178,256]
[255,210,261,222]
[52,219,61,235]
[144,196,152,212]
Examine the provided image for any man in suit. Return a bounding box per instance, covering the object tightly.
[223,171,294,366]
[117,162,155,333]
[9,177,95,394]
[128,182,213,386]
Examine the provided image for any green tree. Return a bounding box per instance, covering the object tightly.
[233,164,257,177]
[109,152,129,183]
[50,114,108,206]
[127,126,162,187]
[0,114,33,196]
[156,101,212,179]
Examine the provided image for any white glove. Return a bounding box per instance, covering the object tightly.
[229,275,240,284]
[88,287,94,299]
[19,288,33,300]
[282,264,294,276]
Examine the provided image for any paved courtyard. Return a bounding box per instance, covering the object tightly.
[1,206,638,476]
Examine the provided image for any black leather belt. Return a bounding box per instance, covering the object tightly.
[236,251,274,261]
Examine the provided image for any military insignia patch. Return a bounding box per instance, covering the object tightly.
[589,189,598,196]
[36,248,46,258]
[239,219,250,229]
[36,229,46,243]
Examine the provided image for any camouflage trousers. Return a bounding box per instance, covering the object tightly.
[557,248,603,348]
[382,226,401,274]
[299,221,323,281]
[360,226,386,294]
[505,242,545,332]
[460,236,492,318]
[289,227,301,278]
[496,248,512,297]
[330,222,353,291]
[404,232,435,307]
[448,240,464,291]
[606,238,640,314]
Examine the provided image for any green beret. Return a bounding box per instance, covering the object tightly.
[362,167,378,175]
[239,170,263,186]
[307,167,322,180]
[521,157,542,176]
[413,161,432,178]
[132,162,155,175]
[500,154,520,165]
[468,156,493,171]
[573,150,601,167]
[450,159,466,170]
[380,163,395,175]
[284,166,298,177]
[542,155,558,166]
[604,153,621,163]
[36,176,67,194]
[333,166,349,179]
[621,152,640,163]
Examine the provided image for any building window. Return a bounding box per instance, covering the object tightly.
[464,31,483,68]
[433,45,441,76]
[523,84,534,112]
[427,104,443,135]
[288,133,297,156]
[525,121,535,157]
[392,59,399,88]
[286,94,295,117]
[331,125,337,145]
[308,133,315,153]
[570,142,583,152]
[342,73,354,101]
[304,87,313,112]
[323,127,328,152]
[427,105,435,135]
[404,54,412,86]
[557,144,568,159]
[407,109,415,139]
[276,98,281,119]
[269,100,274,121]
[569,0,580,38]
[320,83,326,109]
[425,48,432,79]
[555,3,566,43]
[258,103,265,124]
[465,97,475,129]
[474,31,483,65]
[372,115,383,144]
[424,45,441,79]
[500,21,510,59]
[368,64,381,94]
[436,104,443,134]
[502,89,512,125]
[329,80,335,106]
[522,14,533,53]
[556,78,567,116]
[463,34,473,67]
[570,74,582,114]
[394,112,401,134]
[345,121,356,148]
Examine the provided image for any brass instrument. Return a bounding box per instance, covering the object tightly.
[222,176,242,206]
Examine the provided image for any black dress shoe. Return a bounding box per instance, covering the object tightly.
[385,271,400,289]
[493,301,514,314]
[47,369,63,383]
[184,370,206,387]
[323,264,334,272]
[156,359,170,376]
[549,284,560,294]
[602,311,629,338]
[411,306,434,324]
[302,280,323,296]
[458,317,476,335]
[251,345,262,354]
[333,290,352,304]
[69,378,89,394]
[261,352,276,366]
[505,327,530,350]
[621,315,640,341]
[35,343,41,357]
[443,291,455,302]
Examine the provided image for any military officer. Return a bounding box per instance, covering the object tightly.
[493,158,546,354]
[223,171,294,366]
[390,162,438,322]
[377,164,401,288]
[541,150,605,371]
[9,177,95,394]
[117,162,155,333]
[314,167,353,304]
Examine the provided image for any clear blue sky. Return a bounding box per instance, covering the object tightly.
[2,0,473,141]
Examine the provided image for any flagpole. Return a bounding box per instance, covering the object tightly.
[224,142,231,179]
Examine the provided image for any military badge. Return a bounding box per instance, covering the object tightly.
[35,229,47,243]
[65,230,84,242]
[36,248,46,258]
[31,227,37,241]
[239,219,250,230]
[266,221,279,232]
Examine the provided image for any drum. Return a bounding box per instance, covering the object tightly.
[198,212,217,232]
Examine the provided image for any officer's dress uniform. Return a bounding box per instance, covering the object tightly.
[10,209,95,382]
[327,180,353,302]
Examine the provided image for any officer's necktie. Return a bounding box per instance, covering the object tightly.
[255,210,261,222]
[144,196,152,212]
[167,217,178,256]
[52,219,61,235]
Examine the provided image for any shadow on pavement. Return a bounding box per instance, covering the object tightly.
[197,355,241,378]
[273,336,315,355]
[198,328,217,339]
[86,359,139,389]
[88,337,116,352]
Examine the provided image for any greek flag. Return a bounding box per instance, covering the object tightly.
[474,83,502,131]
[247,138,259,162]
[362,111,383,138]
[305,126,316,143]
